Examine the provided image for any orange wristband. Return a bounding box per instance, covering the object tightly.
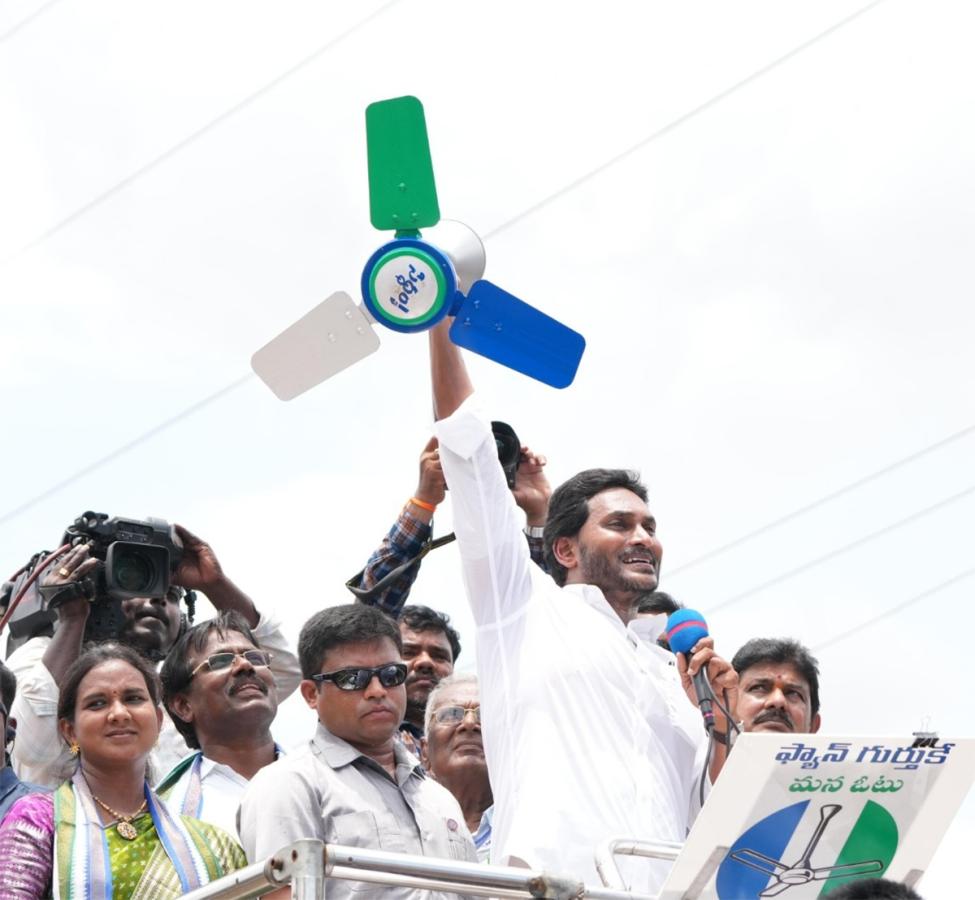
[409,496,437,513]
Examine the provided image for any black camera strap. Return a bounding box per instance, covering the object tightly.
[37,578,93,609]
[345,532,457,604]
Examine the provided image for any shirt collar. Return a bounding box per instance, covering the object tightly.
[475,804,494,838]
[312,722,424,781]
[563,582,629,632]
[198,743,285,780]
[564,583,672,651]
[0,765,19,795]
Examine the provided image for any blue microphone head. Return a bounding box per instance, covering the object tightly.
[665,608,710,656]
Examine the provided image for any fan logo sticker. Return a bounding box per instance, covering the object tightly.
[369,251,445,325]
[716,799,898,897]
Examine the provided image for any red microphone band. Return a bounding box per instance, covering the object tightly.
[666,619,708,639]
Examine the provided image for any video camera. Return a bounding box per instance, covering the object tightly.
[1,511,184,657]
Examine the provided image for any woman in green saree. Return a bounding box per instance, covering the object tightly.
[0,643,246,898]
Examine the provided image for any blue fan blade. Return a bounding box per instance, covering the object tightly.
[448,280,585,388]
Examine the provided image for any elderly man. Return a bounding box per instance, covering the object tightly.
[426,322,737,892]
[8,524,300,787]
[156,611,281,837]
[732,638,821,734]
[239,603,476,899]
[421,673,493,861]
[0,662,44,823]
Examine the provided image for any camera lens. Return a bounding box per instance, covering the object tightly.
[113,550,155,594]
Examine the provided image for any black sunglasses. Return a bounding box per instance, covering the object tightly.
[311,663,407,692]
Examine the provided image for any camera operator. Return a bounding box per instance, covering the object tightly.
[7,524,300,789]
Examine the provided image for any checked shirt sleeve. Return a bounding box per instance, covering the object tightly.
[350,507,432,617]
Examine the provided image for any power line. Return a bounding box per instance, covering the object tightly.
[0,374,253,528]
[2,0,404,263]
[483,0,887,242]
[813,568,975,652]
[0,0,894,525]
[669,422,975,577]
[0,0,65,46]
[707,483,975,615]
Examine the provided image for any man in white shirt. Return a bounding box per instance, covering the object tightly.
[427,323,738,892]
[156,610,284,837]
[7,524,300,787]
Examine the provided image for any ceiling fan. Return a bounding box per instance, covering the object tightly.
[251,96,586,400]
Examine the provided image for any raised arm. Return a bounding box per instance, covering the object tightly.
[174,524,301,701]
[430,320,473,421]
[347,438,443,616]
[429,322,536,627]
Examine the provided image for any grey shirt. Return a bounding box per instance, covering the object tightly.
[239,722,477,899]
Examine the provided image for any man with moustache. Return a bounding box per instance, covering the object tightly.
[7,524,300,787]
[156,611,281,838]
[239,604,476,899]
[732,638,822,735]
[398,605,460,743]
[426,322,738,892]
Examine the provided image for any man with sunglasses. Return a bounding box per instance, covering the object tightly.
[156,611,281,838]
[421,673,493,862]
[239,604,476,897]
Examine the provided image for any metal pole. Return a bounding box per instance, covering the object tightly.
[179,839,662,900]
[327,864,652,899]
[289,839,326,900]
[594,838,683,891]
[179,858,281,900]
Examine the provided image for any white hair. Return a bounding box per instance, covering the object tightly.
[424,671,479,736]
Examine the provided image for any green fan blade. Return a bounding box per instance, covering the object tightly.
[366,96,440,232]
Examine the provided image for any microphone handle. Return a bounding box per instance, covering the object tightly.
[688,657,716,732]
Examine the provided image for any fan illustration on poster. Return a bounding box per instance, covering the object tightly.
[658,735,975,899]
[717,798,896,897]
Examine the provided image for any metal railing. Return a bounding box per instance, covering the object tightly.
[594,838,683,891]
[181,839,672,899]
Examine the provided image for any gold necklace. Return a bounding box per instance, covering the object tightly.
[91,794,148,841]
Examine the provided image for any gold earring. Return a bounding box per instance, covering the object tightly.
[69,742,79,756]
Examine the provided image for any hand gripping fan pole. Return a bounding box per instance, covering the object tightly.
[251,96,586,400]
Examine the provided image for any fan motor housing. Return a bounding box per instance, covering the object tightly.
[361,238,457,333]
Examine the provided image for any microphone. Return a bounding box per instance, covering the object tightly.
[665,608,715,732]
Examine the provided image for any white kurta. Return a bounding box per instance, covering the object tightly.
[435,397,708,892]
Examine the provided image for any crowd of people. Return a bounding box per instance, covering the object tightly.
[0,323,921,899]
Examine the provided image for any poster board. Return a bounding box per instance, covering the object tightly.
[659,734,975,899]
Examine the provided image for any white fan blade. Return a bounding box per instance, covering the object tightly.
[251,291,380,400]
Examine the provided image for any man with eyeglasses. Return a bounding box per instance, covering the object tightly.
[155,611,281,838]
[8,522,301,788]
[421,673,493,862]
[239,603,476,897]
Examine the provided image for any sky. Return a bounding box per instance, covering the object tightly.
[1,0,973,894]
